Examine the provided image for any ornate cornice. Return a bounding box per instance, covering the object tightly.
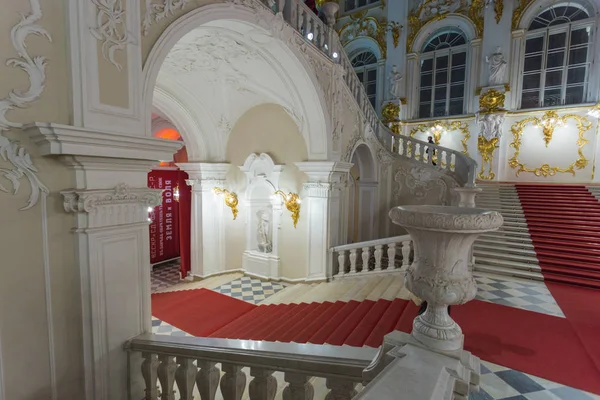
[62,183,163,213]
[0,0,51,210]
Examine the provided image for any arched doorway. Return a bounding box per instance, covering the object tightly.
[348,143,378,243]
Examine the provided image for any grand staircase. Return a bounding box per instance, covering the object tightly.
[474,184,543,280]
[474,183,600,289]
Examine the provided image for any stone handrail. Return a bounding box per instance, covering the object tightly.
[330,235,413,278]
[126,333,377,399]
[276,0,477,187]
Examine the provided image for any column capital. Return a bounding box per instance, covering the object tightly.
[62,183,162,229]
[295,161,353,182]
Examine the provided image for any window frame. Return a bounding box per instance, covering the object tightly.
[351,51,379,109]
[418,39,469,119]
[343,0,381,14]
[519,9,595,109]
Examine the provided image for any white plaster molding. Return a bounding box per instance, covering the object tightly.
[90,0,137,71]
[0,0,51,210]
[142,0,191,36]
[23,123,182,161]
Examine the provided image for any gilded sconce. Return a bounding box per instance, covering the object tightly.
[534,110,565,147]
[274,190,301,228]
[213,187,239,220]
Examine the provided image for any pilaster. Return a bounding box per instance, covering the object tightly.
[178,162,230,278]
[296,161,352,280]
[24,123,182,400]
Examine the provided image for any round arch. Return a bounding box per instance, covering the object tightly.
[349,141,378,182]
[411,14,477,53]
[348,141,378,242]
[517,0,597,30]
[142,3,332,161]
[345,37,384,61]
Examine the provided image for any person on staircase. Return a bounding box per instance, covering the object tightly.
[426,136,437,166]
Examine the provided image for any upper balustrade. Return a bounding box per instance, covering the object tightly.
[274,0,477,186]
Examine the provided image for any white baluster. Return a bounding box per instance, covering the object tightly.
[158,355,177,400]
[325,378,358,400]
[387,243,397,270]
[283,373,314,400]
[175,357,196,400]
[374,245,383,271]
[141,353,160,400]
[249,368,277,400]
[337,250,347,275]
[349,249,358,273]
[401,240,411,270]
[196,361,220,400]
[361,246,370,272]
[220,364,246,400]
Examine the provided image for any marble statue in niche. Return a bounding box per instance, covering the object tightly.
[256,209,272,253]
[486,47,507,85]
[388,65,403,98]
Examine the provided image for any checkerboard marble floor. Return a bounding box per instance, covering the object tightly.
[212,276,287,304]
[149,318,599,400]
[151,260,181,293]
[474,273,565,318]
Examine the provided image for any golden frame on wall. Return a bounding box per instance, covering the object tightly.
[409,120,471,156]
[508,113,592,177]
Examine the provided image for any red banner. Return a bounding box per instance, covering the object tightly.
[148,170,180,264]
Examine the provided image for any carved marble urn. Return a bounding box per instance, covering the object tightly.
[320,2,340,26]
[389,205,503,351]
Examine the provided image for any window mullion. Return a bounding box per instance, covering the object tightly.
[446,52,452,116]
[431,52,437,116]
[562,26,572,104]
[539,31,549,107]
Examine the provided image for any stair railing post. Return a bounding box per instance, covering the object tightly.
[141,353,160,400]
[220,364,246,400]
[349,249,358,274]
[387,243,397,269]
[157,355,177,400]
[175,357,197,400]
[361,246,370,272]
[337,250,347,276]
[196,361,220,400]
[374,245,383,271]
[282,373,314,400]
[401,240,411,271]
[249,368,277,400]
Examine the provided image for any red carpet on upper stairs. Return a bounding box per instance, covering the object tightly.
[515,184,600,289]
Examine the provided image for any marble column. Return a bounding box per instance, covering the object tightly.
[178,163,230,279]
[296,162,352,281]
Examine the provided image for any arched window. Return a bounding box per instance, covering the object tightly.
[351,51,378,108]
[520,4,593,109]
[418,29,468,118]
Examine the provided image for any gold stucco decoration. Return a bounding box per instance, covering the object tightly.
[479,88,506,113]
[477,136,500,180]
[338,12,388,57]
[406,0,484,53]
[382,102,401,134]
[508,113,592,177]
[408,120,471,157]
[494,0,504,23]
[213,187,239,220]
[512,0,536,30]
[274,191,301,228]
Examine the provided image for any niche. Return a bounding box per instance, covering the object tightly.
[240,153,283,279]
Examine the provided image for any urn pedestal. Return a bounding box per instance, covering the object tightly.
[389,205,503,351]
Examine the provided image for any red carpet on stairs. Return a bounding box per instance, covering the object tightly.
[515,184,600,289]
[152,289,256,337]
[155,287,600,395]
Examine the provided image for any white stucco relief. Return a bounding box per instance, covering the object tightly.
[0,0,51,210]
[143,0,192,36]
[90,0,137,71]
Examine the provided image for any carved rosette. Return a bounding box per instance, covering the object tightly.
[62,183,163,228]
[389,205,503,351]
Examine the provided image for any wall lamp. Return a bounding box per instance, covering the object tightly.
[274,190,301,228]
[213,187,239,220]
[588,103,600,119]
[173,185,180,202]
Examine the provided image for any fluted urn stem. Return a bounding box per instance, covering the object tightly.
[389,205,503,351]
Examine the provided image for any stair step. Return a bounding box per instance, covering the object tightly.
[366,277,395,301]
[542,273,600,290]
[474,264,544,280]
[537,255,600,272]
[475,239,535,250]
[474,255,541,271]
[480,233,532,243]
[532,236,600,249]
[540,265,600,282]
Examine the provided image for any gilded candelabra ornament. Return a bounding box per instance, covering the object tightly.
[409,120,471,155]
[509,112,592,177]
[477,136,500,180]
[479,88,506,113]
[213,187,239,220]
[274,190,301,228]
[535,110,565,147]
[382,102,401,134]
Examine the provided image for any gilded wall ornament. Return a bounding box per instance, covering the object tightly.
[407,0,483,53]
[213,187,239,220]
[477,136,499,180]
[388,21,402,48]
[494,0,504,23]
[479,88,505,113]
[512,0,535,30]
[508,113,592,177]
[382,102,401,134]
[338,12,388,56]
[0,0,51,210]
[409,120,471,156]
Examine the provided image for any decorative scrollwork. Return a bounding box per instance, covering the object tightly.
[479,88,505,113]
[338,12,388,56]
[382,102,401,134]
[477,136,499,180]
[0,0,51,210]
[494,0,504,23]
[508,112,592,177]
[90,0,137,71]
[512,0,535,30]
[142,0,191,36]
[409,120,470,156]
